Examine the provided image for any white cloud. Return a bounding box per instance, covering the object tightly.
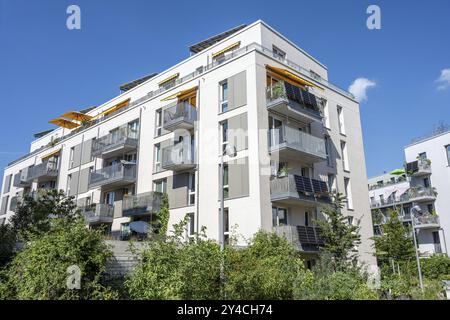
[348,78,376,102]
[436,68,450,90]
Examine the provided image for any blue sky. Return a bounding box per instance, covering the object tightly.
[0,0,449,180]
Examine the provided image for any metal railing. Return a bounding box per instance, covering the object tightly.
[414,214,440,227]
[269,125,326,159]
[89,163,136,187]
[26,161,58,182]
[13,170,31,187]
[161,143,195,168]
[370,187,437,208]
[273,225,323,251]
[405,158,432,176]
[369,176,407,190]
[9,42,355,167]
[266,82,323,119]
[92,125,139,156]
[270,174,330,202]
[122,192,162,216]
[163,101,197,130]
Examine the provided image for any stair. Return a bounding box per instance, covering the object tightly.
[104,240,144,278]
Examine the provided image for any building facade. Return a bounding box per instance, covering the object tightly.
[0,21,376,268]
[368,127,450,257]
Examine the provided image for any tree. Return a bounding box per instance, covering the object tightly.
[372,209,415,276]
[10,189,79,241]
[315,193,361,269]
[1,218,117,300]
[151,193,170,237]
[0,224,15,268]
[418,254,450,281]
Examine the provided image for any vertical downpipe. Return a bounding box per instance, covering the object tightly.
[195,79,201,235]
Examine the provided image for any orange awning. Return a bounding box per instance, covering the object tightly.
[266,65,324,91]
[49,118,80,129]
[158,73,180,86]
[212,41,241,58]
[60,111,93,122]
[41,149,61,160]
[161,86,198,101]
[97,98,131,118]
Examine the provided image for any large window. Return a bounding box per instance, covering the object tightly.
[153,179,167,194]
[222,163,229,199]
[154,144,161,172]
[155,109,162,137]
[340,140,349,171]
[188,172,196,205]
[188,212,195,237]
[344,177,353,210]
[272,207,288,226]
[337,106,345,135]
[69,147,75,168]
[325,136,333,167]
[220,81,228,113]
[220,121,229,153]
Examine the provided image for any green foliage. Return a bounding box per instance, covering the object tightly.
[224,231,305,300]
[10,189,80,241]
[0,224,16,267]
[419,255,450,281]
[372,209,416,276]
[294,255,378,300]
[315,193,361,268]
[151,193,170,237]
[1,219,117,300]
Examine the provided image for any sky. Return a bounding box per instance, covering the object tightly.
[0,0,449,181]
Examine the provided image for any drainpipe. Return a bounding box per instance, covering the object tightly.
[195,79,201,235]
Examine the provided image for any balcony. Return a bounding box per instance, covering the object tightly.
[13,170,31,188]
[269,125,326,163]
[122,192,162,217]
[92,128,138,159]
[266,82,322,124]
[161,143,195,171]
[81,204,114,225]
[414,214,440,229]
[163,102,197,132]
[406,159,432,177]
[270,174,331,207]
[26,161,58,183]
[370,187,436,209]
[274,225,323,252]
[89,163,136,189]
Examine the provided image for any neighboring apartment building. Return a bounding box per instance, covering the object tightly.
[0,20,376,268]
[368,127,450,257]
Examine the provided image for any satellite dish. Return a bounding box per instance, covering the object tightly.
[129,221,150,234]
[224,144,236,157]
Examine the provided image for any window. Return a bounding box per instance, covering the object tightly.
[220,121,229,153]
[340,140,349,171]
[67,174,72,195]
[154,144,161,172]
[427,204,434,214]
[423,177,430,188]
[128,120,139,139]
[327,174,336,192]
[4,174,12,193]
[104,191,115,205]
[69,147,75,168]
[90,138,96,161]
[272,207,288,226]
[154,179,167,194]
[188,212,195,237]
[1,196,9,215]
[310,70,321,81]
[418,152,427,160]
[347,216,354,226]
[155,109,162,137]
[337,106,345,134]
[272,45,286,60]
[322,99,330,128]
[223,208,230,245]
[188,172,196,205]
[304,212,310,226]
[446,145,450,165]
[325,136,333,166]
[344,178,353,210]
[124,153,137,163]
[220,81,228,113]
[222,163,229,199]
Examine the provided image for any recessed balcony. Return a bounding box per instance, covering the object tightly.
[163,102,197,132]
[81,204,114,225]
[122,192,162,217]
[26,161,58,183]
[266,82,322,124]
[269,125,327,163]
[89,163,136,189]
[92,129,138,159]
[414,214,440,229]
[274,225,323,252]
[270,174,331,207]
[161,143,195,171]
[406,159,432,177]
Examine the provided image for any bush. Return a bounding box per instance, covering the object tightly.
[420,255,450,281]
[1,219,117,300]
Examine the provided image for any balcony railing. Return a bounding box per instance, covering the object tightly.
[92,127,139,158]
[274,225,323,252]
[414,214,440,229]
[161,143,195,171]
[81,204,114,224]
[369,176,407,190]
[89,163,136,188]
[163,102,197,131]
[13,170,31,188]
[26,161,58,182]
[270,174,331,205]
[370,187,437,209]
[269,125,326,162]
[122,192,163,217]
[266,82,322,123]
[405,159,432,177]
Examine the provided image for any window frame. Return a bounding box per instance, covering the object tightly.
[219,80,229,113]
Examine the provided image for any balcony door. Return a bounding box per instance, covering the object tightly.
[104,191,115,205]
[272,207,288,227]
[269,116,284,147]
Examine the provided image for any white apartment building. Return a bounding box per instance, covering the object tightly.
[368,127,450,257]
[0,21,376,268]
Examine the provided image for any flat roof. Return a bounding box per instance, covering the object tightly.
[189,24,247,54]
